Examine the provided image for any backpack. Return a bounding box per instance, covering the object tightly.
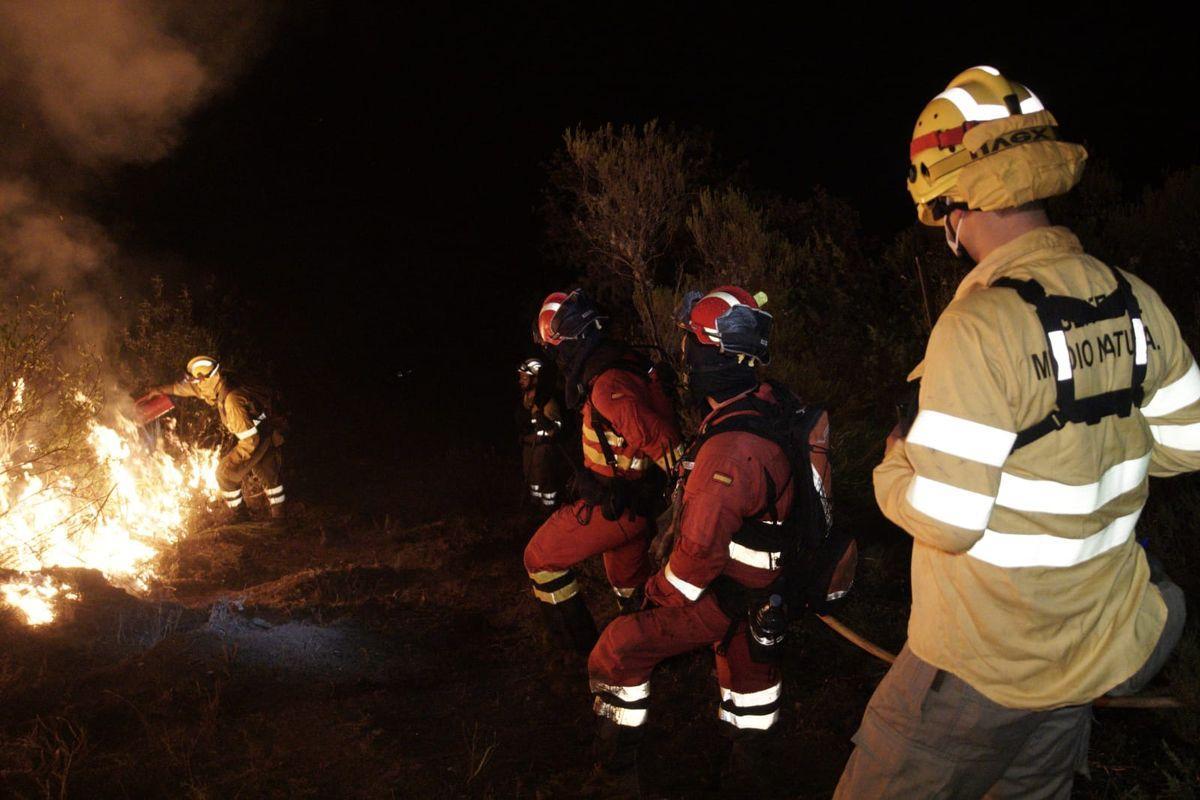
[694,381,857,615]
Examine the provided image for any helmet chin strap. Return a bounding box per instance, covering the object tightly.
[945,210,968,259]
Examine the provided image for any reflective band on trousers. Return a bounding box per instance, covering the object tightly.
[591,679,650,728]
[590,679,650,702]
[593,697,647,727]
[995,453,1149,515]
[265,485,286,505]
[226,496,243,508]
[906,410,1017,468]
[1142,361,1200,417]
[718,683,781,730]
[664,563,704,601]
[221,488,243,500]
[966,507,1142,568]
[235,425,258,441]
[728,541,782,570]
[1151,421,1200,451]
[529,569,579,604]
[906,475,996,531]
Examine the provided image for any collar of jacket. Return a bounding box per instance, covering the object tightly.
[952,225,1084,302]
[904,226,1084,384]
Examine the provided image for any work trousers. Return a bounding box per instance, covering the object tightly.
[524,499,652,596]
[522,441,563,508]
[588,592,781,732]
[215,437,284,509]
[834,576,1186,800]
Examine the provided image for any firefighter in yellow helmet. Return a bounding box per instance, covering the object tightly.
[149,356,286,521]
[835,67,1194,798]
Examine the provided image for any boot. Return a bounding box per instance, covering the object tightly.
[537,594,598,655]
[583,718,642,799]
[269,501,287,520]
[719,728,773,795]
[214,502,250,525]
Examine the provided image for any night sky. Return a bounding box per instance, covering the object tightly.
[89,5,1200,444]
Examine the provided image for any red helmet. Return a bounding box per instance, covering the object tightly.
[536,289,605,346]
[537,292,569,345]
[678,286,772,363]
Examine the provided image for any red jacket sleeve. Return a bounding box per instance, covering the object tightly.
[646,434,762,606]
[591,370,682,469]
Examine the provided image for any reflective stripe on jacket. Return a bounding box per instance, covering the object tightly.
[581,368,681,479]
[875,226,1200,709]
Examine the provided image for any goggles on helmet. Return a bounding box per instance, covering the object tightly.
[676,291,772,364]
[549,289,606,342]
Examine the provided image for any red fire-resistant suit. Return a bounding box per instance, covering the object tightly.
[524,357,682,612]
[588,383,831,733]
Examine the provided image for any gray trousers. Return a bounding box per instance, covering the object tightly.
[834,577,1186,800]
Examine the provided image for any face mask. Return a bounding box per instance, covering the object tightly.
[196,375,220,403]
[944,211,967,259]
[682,335,756,409]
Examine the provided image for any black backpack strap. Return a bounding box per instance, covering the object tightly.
[996,266,1148,450]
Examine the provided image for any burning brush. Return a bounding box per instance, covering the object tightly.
[0,392,220,625]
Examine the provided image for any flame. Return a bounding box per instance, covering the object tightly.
[1,412,220,624]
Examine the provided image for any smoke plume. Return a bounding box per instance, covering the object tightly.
[0,0,275,342]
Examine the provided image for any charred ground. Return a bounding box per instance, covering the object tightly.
[1,394,1196,798]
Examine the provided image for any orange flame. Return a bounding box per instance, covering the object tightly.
[1,412,220,624]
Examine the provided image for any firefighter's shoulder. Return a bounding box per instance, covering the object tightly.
[692,430,771,488]
[592,367,648,404]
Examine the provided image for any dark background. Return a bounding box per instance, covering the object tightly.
[87,5,1200,446]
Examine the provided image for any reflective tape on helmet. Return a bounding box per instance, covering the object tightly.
[995,454,1149,516]
[1141,361,1200,417]
[933,87,1044,122]
[906,410,1017,468]
[728,541,782,570]
[967,508,1141,568]
[664,563,704,601]
[905,476,995,531]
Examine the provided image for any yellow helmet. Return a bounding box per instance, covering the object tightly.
[907,66,1088,226]
[186,355,220,380]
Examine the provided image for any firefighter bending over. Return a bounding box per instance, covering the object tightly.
[835,67,1193,798]
[149,355,287,521]
[523,290,683,655]
[587,287,851,791]
[517,358,566,510]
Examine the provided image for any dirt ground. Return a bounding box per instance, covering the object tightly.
[1,438,1197,798]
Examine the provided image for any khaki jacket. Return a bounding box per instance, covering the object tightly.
[876,227,1200,709]
[165,377,270,469]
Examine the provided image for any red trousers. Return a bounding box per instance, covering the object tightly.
[588,592,782,731]
[524,499,652,593]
